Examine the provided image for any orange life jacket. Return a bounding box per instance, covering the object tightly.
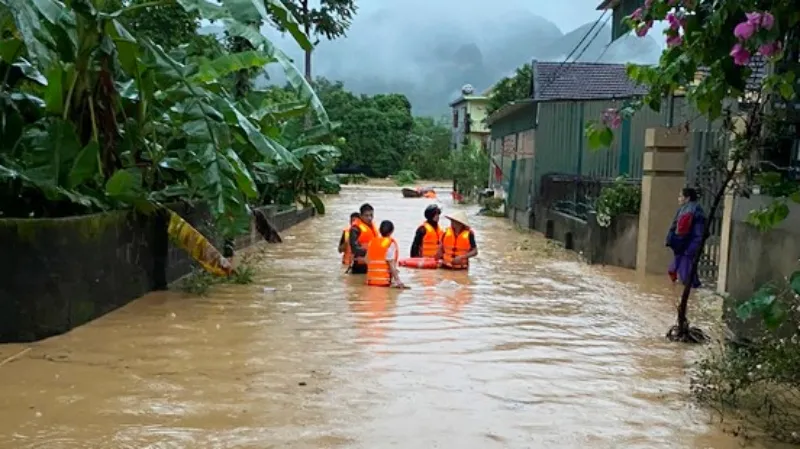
[352,218,378,265]
[341,227,353,265]
[366,236,397,286]
[441,227,472,270]
[420,222,443,258]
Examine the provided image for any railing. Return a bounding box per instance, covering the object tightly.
[538,173,640,221]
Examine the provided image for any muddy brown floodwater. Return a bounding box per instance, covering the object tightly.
[0,187,789,449]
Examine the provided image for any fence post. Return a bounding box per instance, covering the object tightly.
[636,128,689,277]
[716,159,743,293]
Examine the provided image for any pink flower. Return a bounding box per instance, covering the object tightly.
[644,0,653,8]
[601,109,622,129]
[760,12,774,30]
[667,13,682,30]
[745,12,762,23]
[730,43,751,66]
[667,34,683,47]
[734,20,755,40]
[635,20,653,37]
[758,41,781,57]
[629,7,643,21]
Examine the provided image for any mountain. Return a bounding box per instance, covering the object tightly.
[202,12,663,116]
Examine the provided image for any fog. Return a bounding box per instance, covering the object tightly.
[204,0,668,116]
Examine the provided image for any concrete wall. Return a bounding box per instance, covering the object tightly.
[585,213,638,269]
[529,205,638,268]
[533,204,590,253]
[0,204,315,343]
[723,196,800,335]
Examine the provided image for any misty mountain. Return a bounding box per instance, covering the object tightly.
[202,1,664,117]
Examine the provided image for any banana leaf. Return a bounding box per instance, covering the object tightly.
[166,209,232,277]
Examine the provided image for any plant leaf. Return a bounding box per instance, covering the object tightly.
[68,141,99,188]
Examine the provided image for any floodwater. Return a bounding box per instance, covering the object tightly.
[0,187,788,449]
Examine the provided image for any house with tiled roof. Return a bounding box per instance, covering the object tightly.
[485,59,708,227]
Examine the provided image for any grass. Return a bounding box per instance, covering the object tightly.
[177,253,258,295]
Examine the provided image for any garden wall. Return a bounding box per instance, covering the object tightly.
[0,204,315,343]
[723,196,800,339]
[530,204,638,269]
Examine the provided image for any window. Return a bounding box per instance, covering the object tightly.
[465,113,472,134]
[452,109,459,128]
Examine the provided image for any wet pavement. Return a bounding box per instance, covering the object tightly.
[0,187,789,448]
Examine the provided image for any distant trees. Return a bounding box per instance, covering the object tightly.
[487,63,532,114]
[274,0,358,80]
[306,78,453,179]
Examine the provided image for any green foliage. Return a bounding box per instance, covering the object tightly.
[310,77,415,177]
[276,0,357,43]
[393,169,418,186]
[0,0,340,237]
[402,116,453,180]
[692,335,800,444]
[746,171,800,231]
[338,173,368,185]
[451,143,488,199]
[124,0,222,56]
[487,63,531,115]
[594,176,641,227]
[179,261,256,295]
[479,196,505,217]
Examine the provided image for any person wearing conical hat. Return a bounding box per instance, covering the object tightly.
[437,210,477,270]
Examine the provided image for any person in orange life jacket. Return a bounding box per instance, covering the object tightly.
[339,212,360,265]
[366,220,405,288]
[348,203,378,274]
[437,210,478,270]
[410,204,443,258]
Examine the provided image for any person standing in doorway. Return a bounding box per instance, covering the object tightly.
[666,187,705,288]
[410,204,443,258]
[349,203,378,274]
[438,210,478,270]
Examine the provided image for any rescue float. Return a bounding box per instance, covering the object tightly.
[398,257,441,269]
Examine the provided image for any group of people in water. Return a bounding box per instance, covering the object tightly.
[338,203,478,288]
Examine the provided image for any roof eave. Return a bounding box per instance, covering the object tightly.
[486,100,535,126]
[449,95,489,107]
[448,96,466,107]
[535,93,646,102]
[596,0,618,10]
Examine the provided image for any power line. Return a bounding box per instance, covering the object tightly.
[573,14,612,63]
[593,17,615,63]
[538,10,609,94]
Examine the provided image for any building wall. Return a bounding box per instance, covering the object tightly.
[467,100,490,134]
[451,98,490,150]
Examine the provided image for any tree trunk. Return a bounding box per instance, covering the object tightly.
[301,0,312,129]
[304,48,312,83]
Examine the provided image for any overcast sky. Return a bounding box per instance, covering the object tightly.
[204,0,669,115]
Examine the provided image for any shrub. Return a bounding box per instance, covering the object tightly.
[594,176,641,227]
[394,170,419,186]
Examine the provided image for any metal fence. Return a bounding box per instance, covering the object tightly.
[537,174,640,221]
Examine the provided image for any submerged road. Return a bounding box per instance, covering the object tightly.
[0,187,786,448]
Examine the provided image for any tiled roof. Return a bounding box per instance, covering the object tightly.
[532,60,649,101]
